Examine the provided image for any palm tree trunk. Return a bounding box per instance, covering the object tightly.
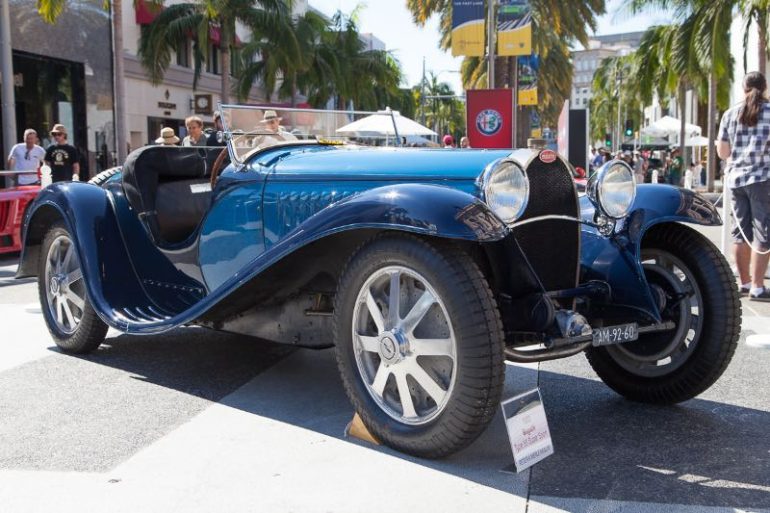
[757,11,767,75]
[113,0,127,162]
[220,21,232,105]
[678,80,687,171]
[291,73,297,107]
[707,71,717,192]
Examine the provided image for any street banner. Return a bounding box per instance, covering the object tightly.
[466,89,514,149]
[517,54,538,106]
[530,110,541,138]
[497,0,532,56]
[451,0,486,57]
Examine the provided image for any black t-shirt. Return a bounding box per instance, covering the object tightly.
[45,143,79,182]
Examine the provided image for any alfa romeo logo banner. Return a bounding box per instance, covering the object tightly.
[467,89,513,148]
[497,0,532,56]
[451,0,486,56]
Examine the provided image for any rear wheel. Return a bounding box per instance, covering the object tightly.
[38,222,108,354]
[334,235,505,458]
[586,223,740,403]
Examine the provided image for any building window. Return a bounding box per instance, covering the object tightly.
[175,39,190,68]
[206,44,220,75]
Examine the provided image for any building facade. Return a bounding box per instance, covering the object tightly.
[1,0,115,179]
[570,31,645,109]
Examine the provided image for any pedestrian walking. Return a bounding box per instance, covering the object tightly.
[633,150,646,183]
[668,147,683,186]
[44,124,80,183]
[460,136,471,148]
[206,111,227,147]
[182,116,207,147]
[717,71,770,301]
[156,127,180,146]
[442,135,454,148]
[6,128,45,186]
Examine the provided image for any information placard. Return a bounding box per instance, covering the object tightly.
[501,388,554,472]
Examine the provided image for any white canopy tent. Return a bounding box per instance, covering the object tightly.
[685,135,710,147]
[642,115,702,144]
[336,110,437,139]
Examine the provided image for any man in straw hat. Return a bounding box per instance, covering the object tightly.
[253,109,297,149]
[44,123,80,183]
[156,127,180,146]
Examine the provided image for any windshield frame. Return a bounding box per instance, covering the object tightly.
[218,104,402,167]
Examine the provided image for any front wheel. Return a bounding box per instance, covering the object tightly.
[586,223,741,403]
[334,235,505,458]
[38,222,108,354]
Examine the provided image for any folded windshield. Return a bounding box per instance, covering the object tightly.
[219,104,437,164]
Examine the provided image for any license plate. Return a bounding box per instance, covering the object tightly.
[592,323,638,347]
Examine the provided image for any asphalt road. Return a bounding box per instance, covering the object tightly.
[0,218,768,513]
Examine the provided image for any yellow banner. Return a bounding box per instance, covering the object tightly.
[451,0,486,57]
[518,87,537,106]
[497,1,532,56]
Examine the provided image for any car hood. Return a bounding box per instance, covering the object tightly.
[256,145,513,182]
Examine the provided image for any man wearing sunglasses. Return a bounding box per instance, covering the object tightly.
[44,124,80,183]
[6,128,45,186]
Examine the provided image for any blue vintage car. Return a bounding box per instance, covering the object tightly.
[17,106,740,458]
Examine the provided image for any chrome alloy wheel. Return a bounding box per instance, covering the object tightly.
[607,248,704,377]
[352,265,457,425]
[44,235,86,335]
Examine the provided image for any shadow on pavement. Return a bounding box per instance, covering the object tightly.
[15,326,769,509]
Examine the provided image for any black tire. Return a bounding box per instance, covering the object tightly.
[586,223,740,404]
[38,221,108,354]
[88,167,121,187]
[334,234,505,458]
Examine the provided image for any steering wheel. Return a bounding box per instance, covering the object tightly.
[209,148,230,188]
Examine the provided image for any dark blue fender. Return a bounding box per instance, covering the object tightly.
[580,184,721,321]
[21,182,507,334]
[17,183,158,328]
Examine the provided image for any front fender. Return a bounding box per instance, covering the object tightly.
[201,182,508,291]
[580,185,721,322]
[17,182,148,330]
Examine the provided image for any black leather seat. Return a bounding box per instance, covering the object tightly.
[122,146,215,246]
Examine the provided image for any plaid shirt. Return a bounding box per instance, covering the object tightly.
[718,101,770,188]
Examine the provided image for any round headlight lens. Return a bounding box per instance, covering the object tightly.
[483,160,529,223]
[591,161,636,218]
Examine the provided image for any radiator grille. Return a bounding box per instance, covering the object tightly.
[513,155,580,293]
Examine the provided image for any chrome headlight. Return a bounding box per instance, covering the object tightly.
[587,160,636,219]
[481,160,529,223]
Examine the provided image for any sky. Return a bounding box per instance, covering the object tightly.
[310,0,674,94]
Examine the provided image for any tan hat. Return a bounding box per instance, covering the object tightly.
[260,110,281,122]
[155,126,180,145]
[50,124,67,136]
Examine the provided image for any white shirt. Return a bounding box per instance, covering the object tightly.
[8,143,45,185]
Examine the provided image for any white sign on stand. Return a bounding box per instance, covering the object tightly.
[500,388,554,473]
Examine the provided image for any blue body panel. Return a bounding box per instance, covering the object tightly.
[18,144,721,334]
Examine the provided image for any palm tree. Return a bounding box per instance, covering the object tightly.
[321,10,403,111]
[406,0,605,129]
[628,0,735,190]
[138,0,293,104]
[590,54,642,147]
[740,0,770,74]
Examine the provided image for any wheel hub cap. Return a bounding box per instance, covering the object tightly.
[50,275,62,296]
[378,330,408,365]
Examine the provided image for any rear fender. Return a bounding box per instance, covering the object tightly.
[580,185,721,322]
